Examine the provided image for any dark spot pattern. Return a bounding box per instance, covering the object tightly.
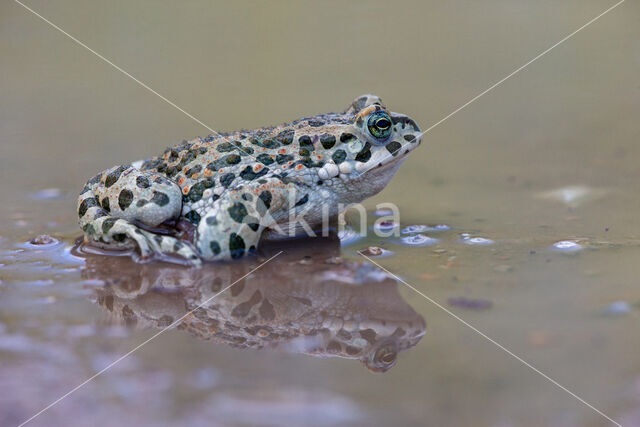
[295,194,309,207]
[101,218,117,233]
[184,164,202,176]
[105,165,127,188]
[256,154,275,165]
[391,115,419,131]
[275,129,294,145]
[228,202,248,223]
[184,210,201,224]
[136,176,150,188]
[118,189,134,211]
[231,290,261,318]
[385,141,402,156]
[276,154,294,164]
[224,154,241,165]
[239,166,268,181]
[88,174,101,185]
[250,137,280,149]
[210,241,221,255]
[298,135,313,147]
[332,149,347,164]
[258,191,272,215]
[327,341,342,352]
[345,346,360,356]
[101,198,111,212]
[354,142,372,162]
[259,298,275,321]
[360,329,377,344]
[151,191,170,206]
[340,132,356,143]
[78,197,98,217]
[220,173,235,188]
[112,233,127,242]
[216,142,235,152]
[403,134,416,142]
[229,233,245,259]
[185,182,205,203]
[320,134,336,149]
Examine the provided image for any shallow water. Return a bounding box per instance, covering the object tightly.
[2,1,640,426]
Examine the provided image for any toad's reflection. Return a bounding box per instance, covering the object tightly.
[80,240,426,372]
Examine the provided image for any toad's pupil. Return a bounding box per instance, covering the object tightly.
[376,118,391,129]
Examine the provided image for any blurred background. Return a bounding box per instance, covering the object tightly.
[1,1,639,426]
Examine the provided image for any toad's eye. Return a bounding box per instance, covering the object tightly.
[367,111,393,141]
[374,344,397,366]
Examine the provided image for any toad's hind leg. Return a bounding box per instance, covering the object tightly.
[195,178,301,261]
[77,164,200,264]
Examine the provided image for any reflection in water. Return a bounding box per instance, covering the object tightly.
[79,239,426,373]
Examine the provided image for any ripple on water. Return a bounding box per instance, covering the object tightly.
[373,220,399,233]
[551,240,583,252]
[459,234,495,246]
[400,234,439,246]
[28,188,65,200]
[401,224,451,234]
[603,301,632,316]
[373,209,394,217]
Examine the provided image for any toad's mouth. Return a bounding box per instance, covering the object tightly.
[356,145,416,176]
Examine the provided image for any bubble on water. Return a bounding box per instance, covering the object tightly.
[373,220,399,233]
[359,246,394,257]
[603,301,631,315]
[402,225,429,234]
[459,234,494,246]
[28,235,59,246]
[551,240,583,252]
[400,234,439,246]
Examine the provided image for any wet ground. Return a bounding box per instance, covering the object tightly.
[2,1,640,426]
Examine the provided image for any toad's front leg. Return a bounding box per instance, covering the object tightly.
[195,178,305,260]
